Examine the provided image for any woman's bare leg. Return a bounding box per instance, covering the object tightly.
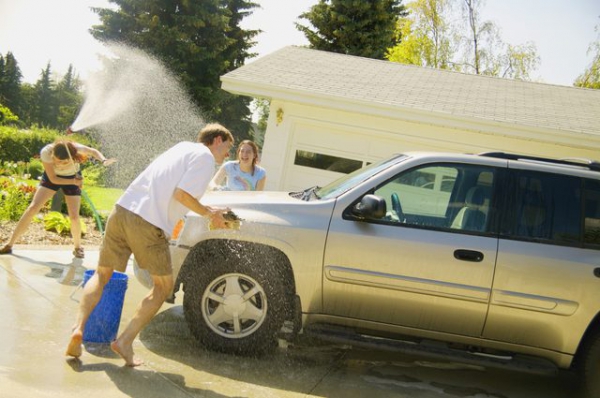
[65,194,82,250]
[5,186,55,246]
[66,266,114,357]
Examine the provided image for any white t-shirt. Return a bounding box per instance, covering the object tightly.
[40,143,82,176]
[117,142,215,235]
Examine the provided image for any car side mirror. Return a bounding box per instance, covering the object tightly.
[352,194,387,219]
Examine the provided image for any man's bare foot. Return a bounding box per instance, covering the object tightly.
[111,340,143,367]
[66,331,83,358]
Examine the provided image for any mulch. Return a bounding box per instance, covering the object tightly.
[0,217,104,248]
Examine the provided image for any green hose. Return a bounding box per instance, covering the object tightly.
[81,189,104,234]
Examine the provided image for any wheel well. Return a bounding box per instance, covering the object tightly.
[179,239,298,321]
[573,311,600,369]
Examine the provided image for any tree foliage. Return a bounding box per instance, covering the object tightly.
[457,0,539,79]
[296,0,407,60]
[0,102,19,125]
[0,52,23,116]
[574,25,600,89]
[56,65,84,128]
[386,0,453,68]
[0,52,82,129]
[33,64,58,128]
[387,0,540,81]
[89,0,260,142]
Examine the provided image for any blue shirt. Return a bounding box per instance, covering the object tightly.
[219,161,266,191]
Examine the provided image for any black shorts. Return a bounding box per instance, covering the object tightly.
[40,172,81,196]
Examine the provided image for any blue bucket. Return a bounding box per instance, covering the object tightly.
[82,269,128,343]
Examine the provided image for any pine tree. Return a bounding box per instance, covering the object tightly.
[33,63,58,128]
[0,52,24,118]
[56,65,83,129]
[214,0,260,142]
[296,0,406,60]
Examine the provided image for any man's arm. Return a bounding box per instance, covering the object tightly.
[173,187,228,229]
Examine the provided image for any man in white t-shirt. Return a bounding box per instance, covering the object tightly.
[66,123,234,366]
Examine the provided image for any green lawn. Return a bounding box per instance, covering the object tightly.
[84,186,123,213]
[12,177,123,214]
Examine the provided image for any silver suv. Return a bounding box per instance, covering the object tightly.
[136,151,600,396]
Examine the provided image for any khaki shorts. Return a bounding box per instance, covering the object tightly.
[98,205,172,276]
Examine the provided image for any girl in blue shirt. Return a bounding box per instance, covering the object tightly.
[210,140,266,191]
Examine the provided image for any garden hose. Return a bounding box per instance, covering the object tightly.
[81,189,104,234]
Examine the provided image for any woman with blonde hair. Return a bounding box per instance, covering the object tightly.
[0,138,115,258]
[210,139,266,191]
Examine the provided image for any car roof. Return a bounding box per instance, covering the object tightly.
[400,151,600,173]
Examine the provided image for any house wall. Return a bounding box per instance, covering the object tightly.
[260,101,599,191]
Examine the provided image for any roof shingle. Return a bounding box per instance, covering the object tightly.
[222,46,600,136]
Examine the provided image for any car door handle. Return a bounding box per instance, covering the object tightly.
[454,249,484,262]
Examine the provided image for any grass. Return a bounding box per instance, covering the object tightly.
[84,186,123,213]
[10,177,122,214]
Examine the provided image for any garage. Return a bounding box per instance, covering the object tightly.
[221,46,600,191]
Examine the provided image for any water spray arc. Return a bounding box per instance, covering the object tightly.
[70,43,207,189]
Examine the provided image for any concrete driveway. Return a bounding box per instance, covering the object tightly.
[0,248,581,398]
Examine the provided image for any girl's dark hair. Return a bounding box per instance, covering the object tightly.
[53,140,87,163]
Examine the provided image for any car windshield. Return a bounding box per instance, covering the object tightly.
[314,154,407,200]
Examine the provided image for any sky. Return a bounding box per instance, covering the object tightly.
[0,0,599,87]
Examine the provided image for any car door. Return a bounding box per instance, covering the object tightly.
[483,168,600,355]
[322,162,501,337]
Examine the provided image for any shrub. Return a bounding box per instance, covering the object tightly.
[28,158,44,180]
[1,159,43,179]
[0,126,99,163]
[43,211,87,235]
[0,178,37,221]
[82,164,107,187]
[0,126,58,162]
[53,193,94,218]
[79,194,94,217]
[0,103,19,125]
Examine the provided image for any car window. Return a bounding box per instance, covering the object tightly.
[372,163,496,234]
[504,171,582,246]
[584,179,600,249]
[315,154,407,200]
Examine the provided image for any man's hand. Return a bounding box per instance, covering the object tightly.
[208,209,229,230]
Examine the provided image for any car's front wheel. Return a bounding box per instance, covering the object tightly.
[183,248,286,355]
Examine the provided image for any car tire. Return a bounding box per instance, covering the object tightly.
[183,246,286,355]
[579,331,600,398]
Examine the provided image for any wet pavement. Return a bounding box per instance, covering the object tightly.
[0,248,582,398]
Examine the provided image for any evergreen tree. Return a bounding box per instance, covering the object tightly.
[56,65,83,129]
[33,63,58,128]
[215,0,259,141]
[90,0,259,142]
[0,55,5,101]
[18,83,36,127]
[0,52,24,118]
[296,0,406,60]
